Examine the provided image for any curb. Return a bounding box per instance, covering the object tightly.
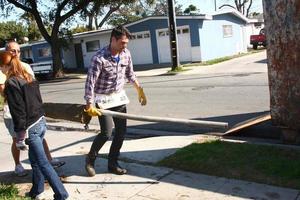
[45,119,300,150]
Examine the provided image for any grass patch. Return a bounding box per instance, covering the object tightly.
[158,140,300,189]
[201,56,233,65]
[166,65,189,74]
[182,49,265,68]
[160,49,266,72]
[0,183,27,199]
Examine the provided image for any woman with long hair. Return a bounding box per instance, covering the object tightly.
[0,51,69,200]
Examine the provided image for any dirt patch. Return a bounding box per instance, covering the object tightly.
[0,171,51,197]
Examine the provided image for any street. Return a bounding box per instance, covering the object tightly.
[40,51,270,134]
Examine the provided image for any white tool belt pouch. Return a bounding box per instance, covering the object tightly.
[95,90,130,109]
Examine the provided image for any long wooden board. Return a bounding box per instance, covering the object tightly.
[43,102,228,130]
[224,112,271,135]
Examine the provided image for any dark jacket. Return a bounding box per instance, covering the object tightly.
[4,76,44,133]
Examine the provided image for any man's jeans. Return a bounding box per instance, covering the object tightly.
[26,117,69,200]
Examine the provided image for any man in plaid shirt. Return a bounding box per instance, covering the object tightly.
[84,25,147,176]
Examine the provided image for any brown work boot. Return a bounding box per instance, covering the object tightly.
[108,162,127,175]
[85,155,96,177]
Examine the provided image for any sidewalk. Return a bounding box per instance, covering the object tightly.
[62,66,171,80]
[0,119,299,200]
[62,51,268,79]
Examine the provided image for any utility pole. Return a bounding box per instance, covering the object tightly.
[167,0,180,71]
[214,0,217,11]
[263,0,300,143]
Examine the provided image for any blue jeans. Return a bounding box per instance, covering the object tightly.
[26,117,68,200]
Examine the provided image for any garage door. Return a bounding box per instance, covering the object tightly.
[157,26,192,63]
[128,31,153,65]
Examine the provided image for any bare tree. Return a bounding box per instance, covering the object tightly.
[219,0,253,17]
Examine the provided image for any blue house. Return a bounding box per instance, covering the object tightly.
[18,10,250,69]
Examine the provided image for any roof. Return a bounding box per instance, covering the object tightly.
[123,15,212,27]
[72,15,213,39]
[73,28,112,39]
[212,9,250,23]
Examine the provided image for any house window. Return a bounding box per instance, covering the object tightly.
[137,34,143,39]
[254,22,262,28]
[144,33,150,38]
[38,47,51,58]
[86,40,100,52]
[158,31,165,36]
[182,28,189,34]
[158,30,169,36]
[131,32,150,39]
[223,25,233,37]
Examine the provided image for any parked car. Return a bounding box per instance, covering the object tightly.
[21,57,53,79]
[21,57,34,64]
[250,28,266,50]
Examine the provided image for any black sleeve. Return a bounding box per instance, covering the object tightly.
[5,80,27,133]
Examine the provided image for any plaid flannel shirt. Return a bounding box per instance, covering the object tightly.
[84,46,137,104]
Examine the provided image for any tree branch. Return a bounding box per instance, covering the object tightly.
[59,0,93,25]
[56,0,70,14]
[97,4,121,29]
[219,4,236,10]
[7,0,32,12]
[50,0,93,35]
[246,0,253,17]
[7,0,51,42]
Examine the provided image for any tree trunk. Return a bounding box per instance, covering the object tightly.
[263,1,300,142]
[51,37,64,78]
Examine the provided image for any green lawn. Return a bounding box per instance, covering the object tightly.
[180,48,265,68]
[0,184,28,200]
[158,140,300,189]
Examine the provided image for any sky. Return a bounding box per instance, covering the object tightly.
[178,0,263,14]
[0,0,263,25]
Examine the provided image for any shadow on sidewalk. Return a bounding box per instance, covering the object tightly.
[0,129,294,199]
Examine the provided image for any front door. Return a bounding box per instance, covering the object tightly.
[74,43,84,68]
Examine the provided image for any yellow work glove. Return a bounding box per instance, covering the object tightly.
[84,106,102,117]
[137,87,147,106]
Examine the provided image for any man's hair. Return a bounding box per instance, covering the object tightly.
[110,25,131,43]
[5,40,18,51]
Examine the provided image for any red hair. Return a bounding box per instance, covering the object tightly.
[0,51,33,83]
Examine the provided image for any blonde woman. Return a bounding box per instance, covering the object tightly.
[3,41,65,178]
[0,51,68,200]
